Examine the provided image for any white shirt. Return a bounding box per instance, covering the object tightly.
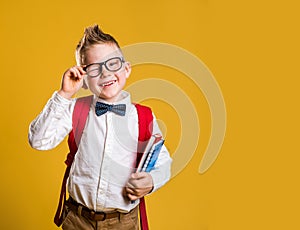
[28,91,172,212]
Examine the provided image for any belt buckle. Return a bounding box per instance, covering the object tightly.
[91,210,107,221]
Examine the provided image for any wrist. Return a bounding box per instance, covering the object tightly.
[58,90,74,100]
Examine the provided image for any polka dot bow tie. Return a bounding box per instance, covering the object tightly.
[95,102,126,116]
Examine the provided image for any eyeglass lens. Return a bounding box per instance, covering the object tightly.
[85,57,123,78]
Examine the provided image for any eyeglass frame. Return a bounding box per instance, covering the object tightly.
[83,56,125,78]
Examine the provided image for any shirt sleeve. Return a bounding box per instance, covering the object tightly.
[28,92,75,150]
[148,113,172,192]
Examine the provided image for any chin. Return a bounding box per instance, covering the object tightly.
[99,93,120,102]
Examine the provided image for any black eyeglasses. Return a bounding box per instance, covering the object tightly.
[83,57,125,78]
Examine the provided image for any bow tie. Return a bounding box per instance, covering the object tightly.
[95,102,126,116]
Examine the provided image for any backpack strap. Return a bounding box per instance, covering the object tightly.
[54,98,153,230]
[135,104,153,165]
[135,104,153,230]
[54,95,93,226]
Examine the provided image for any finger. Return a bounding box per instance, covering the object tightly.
[71,67,84,80]
[73,67,82,79]
[127,193,138,201]
[131,172,148,179]
[127,187,142,196]
[68,67,79,79]
[125,188,138,201]
[127,178,138,188]
[77,65,87,75]
[127,186,144,197]
[125,186,135,194]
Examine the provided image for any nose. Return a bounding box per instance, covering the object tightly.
[99,65,113,79]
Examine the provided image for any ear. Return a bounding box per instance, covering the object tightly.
[124,62,131,79]
[82,76,88,89]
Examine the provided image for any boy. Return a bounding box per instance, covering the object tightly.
[28,25,172,230]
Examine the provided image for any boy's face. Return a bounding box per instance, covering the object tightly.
[83,43,131,102]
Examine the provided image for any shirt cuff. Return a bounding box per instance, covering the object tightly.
[149,157,172,193]
[42,91,75,118]
[53,91,74,105]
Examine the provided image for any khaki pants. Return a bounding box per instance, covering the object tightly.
[62,206,139,230]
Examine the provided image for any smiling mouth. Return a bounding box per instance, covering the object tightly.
[100,80,117,87]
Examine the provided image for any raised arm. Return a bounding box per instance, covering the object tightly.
[28,92,75,150]
[29,66,86,150]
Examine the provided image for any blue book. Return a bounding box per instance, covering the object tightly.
[142,139,164,172]
[136,134,164,172]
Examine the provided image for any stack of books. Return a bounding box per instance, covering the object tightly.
[136,134,165,172]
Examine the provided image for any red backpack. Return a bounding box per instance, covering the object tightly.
[54,95,153,230]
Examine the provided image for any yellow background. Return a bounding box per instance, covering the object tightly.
[1,0,299,229]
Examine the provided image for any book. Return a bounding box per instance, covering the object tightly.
[136,134,165,173]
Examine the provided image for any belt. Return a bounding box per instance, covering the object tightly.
[66,197,123,221]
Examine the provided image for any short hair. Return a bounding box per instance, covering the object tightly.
[76,24,120,65]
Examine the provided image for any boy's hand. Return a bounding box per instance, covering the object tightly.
[125,172,154,201]
[58,66,86,99]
